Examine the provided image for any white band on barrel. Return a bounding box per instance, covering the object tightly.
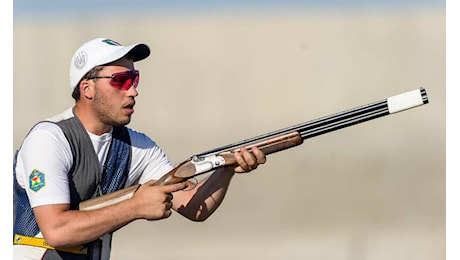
[387,89,424,114]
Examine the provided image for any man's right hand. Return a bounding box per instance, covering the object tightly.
[132,180,187,220]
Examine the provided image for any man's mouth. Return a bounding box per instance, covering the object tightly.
[123,102,135,113]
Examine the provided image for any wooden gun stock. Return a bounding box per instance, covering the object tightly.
[79,87,429,211]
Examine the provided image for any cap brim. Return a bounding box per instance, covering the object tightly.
[130,43,150,62]
[97,43,150,66]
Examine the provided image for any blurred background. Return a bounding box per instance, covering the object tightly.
[13,1,445,259]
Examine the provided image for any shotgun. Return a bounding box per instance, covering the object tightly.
[80,87,429,211]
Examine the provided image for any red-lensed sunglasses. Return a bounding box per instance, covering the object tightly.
[88,70,140,90]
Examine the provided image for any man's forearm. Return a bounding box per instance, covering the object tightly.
[175,167,235,221]
[34,199,140,248]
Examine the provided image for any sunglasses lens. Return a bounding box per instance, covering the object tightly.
[110,70,139,90]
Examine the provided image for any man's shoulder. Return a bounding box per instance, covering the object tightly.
[20,120,69,153]
[27,121,65,140]
[126,127,159,149]
[126,127,150,141]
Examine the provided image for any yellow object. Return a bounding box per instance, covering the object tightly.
[14,234,87,254]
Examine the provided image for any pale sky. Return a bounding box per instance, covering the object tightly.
[14,0,444,20]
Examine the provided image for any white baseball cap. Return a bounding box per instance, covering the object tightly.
[69,38,150,89]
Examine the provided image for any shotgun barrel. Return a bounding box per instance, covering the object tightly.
[195,87,428,158]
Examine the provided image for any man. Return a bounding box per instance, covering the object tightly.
[13,38,266,259]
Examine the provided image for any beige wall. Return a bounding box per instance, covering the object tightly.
[14,8,445,259]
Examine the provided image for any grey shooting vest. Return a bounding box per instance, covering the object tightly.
[13,109,132,260]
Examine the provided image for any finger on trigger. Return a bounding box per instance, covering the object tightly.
[164,182,187,193]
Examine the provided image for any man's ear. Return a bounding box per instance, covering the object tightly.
[80,79,94,99]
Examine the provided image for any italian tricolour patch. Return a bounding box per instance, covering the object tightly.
[29,169,45,192]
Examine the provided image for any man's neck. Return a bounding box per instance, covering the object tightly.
[74,104,112,136]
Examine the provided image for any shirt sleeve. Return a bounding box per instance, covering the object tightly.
[15,122,73,208]
[127,128,174,185]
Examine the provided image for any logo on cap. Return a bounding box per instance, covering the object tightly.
[102,39,121,46]
[74,51,88,70]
